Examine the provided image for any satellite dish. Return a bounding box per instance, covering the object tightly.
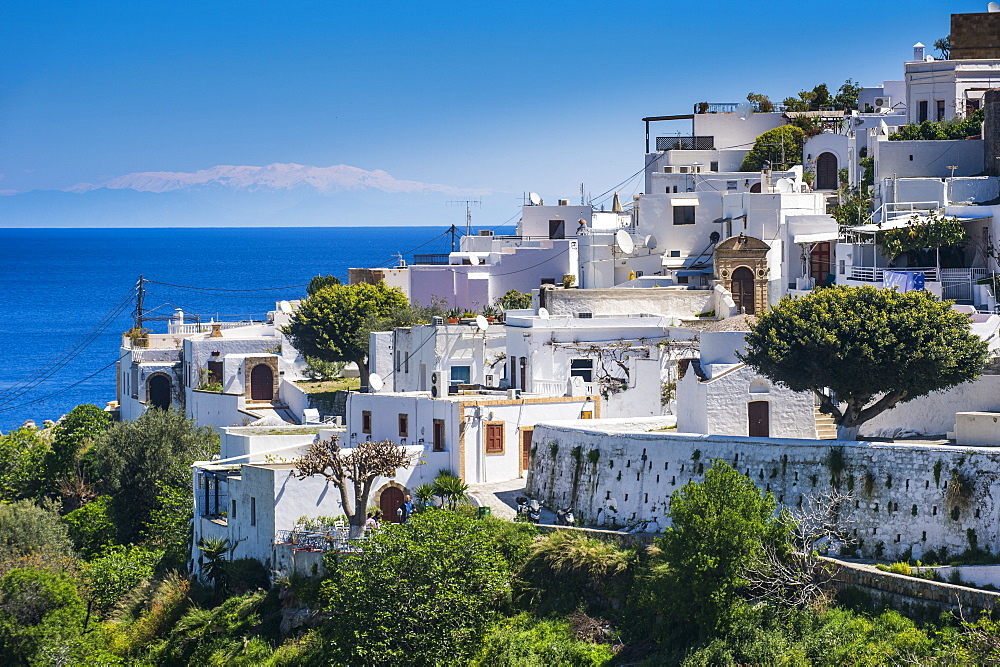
[278,300,292,314]
[368,373,384,392]
[990,1,1000,11]
[645,235,657,249]
[469,255,481,266]
[735,102,753,120]
[529,192,542,205]
[538,307,550,320]
[475,315,489,331]
[615,229,635,254]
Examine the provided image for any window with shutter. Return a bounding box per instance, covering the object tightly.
[485,422,504,454]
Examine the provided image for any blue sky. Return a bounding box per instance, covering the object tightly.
[0,1,973,226]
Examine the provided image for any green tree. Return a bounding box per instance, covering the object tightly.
[283,281,409,387]
[739,126,805,172]
[82,544,159,615]
[142,480,194,571]
[45,405,110,484]
[0,500,73,560]
[658,460,790,638]
[0,568,86,666]
[934,35,951,59]
[741,286,988,438]
[62,496,117,558]
[306,273,341,296]
[319,511,515,665]
[832,79,862,110]
[432,472,469,510]
[892,108,984,141]
[91,409,218,543]
[746,92,774,113]
[0,427,51,501]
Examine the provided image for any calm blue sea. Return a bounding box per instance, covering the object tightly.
[0,226,510,432]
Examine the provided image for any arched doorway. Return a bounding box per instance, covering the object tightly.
[816,152,838,190]
[380,486,405,523]
[731,266,756,314]
[749,182,762,193]
[148,374,172,410]
[250,364,273,401]
[748,400,770,437]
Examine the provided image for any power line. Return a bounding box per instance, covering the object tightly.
[0,352,131,415]
[145,279,309,292]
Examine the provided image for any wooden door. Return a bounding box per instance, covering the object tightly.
[380,486,404,523]
[748,401,770,437]
[148,375,171,410]
[510,356,517,389]
[521,429,533,475]
[731,266,756,315]
[520,357,526,392]
[810,242,831,285]
[250,364,273,401]
[816,152,838,190]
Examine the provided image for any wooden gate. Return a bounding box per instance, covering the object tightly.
[731,266,756,314]
[748,401,770,437]
[250,364,273,401]
[380,486,404,523]
[521,428,533,475]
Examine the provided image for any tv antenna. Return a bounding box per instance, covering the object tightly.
[448,199,481,237]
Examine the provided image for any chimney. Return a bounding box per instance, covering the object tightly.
[913,42,925,61]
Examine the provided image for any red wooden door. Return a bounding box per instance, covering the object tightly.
[250,364,273,401]
[380,487,404,523]
[810,242,831,285]
[748,401,770,437]
[521,429,533,474]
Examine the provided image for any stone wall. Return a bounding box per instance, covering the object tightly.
[527,419,1000,560]
[823,557,1000,615]
[985,90,1000,178]
[951,13,1000,60]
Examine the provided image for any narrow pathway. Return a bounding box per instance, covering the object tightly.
[466,478,527,520]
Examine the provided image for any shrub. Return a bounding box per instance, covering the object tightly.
[62,495,117,557]
[0,568,86,664]
[471,612,614,666]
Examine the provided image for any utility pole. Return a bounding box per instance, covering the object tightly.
[133,274,145,331]
[448,224,458,252]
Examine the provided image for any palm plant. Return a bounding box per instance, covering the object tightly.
[197,536,230,600]
[432,474,469,510]
[413,483,437,511]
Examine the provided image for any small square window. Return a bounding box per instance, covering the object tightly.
[673,206,696,225]
[362,411,372,434]
[710,161,719,171]
[398,413,409,438]
[571,359,593,383]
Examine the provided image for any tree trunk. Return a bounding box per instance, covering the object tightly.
[836,424,860,440]
[356,356,370,391]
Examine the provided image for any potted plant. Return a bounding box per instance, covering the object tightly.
[446,307,462,324]
[481,305,500,323]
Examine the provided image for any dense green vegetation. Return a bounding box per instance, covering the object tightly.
[6,410,1000,664]
[890,108,985,142]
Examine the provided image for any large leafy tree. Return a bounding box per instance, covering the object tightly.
[282,281,409,387]
[739,125,805,172]
[319,511,515,665]
[659,460,790,638]
[295,437,414,537]
[90,408,218,543]
[741,286,988,439]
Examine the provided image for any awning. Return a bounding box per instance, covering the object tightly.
[792,231,840,244]
[676,268,714,277]
[670,198,700,207]
[848,214,989,233]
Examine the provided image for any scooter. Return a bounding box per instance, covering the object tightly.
[515,496,531,521]
[528,499,542,523]
[556,507,576,526]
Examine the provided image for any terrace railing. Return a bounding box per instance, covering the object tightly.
[655,136,715,151]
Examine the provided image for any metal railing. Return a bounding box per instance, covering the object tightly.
[168,321,258,334]
[848,267,940,283]
[655,136,715,151]
[275,529,367,553]
[412,253,450,265]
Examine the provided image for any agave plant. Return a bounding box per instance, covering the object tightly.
[432,474,469,510]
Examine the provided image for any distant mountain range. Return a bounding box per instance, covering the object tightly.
[0,163,502,227]
[65,163,487,196]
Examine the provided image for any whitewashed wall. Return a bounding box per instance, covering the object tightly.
[528,419,1000,561]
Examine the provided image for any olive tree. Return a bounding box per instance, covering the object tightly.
[741,286,988,439]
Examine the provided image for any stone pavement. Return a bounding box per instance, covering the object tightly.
[466,477,559,524]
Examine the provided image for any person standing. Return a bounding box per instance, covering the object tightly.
[397,494,414,523]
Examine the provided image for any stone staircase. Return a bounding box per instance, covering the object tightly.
[815,407,837,440]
